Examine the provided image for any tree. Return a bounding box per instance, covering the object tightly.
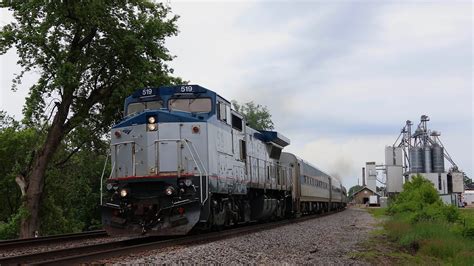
[387,174,459,223]
[231,100,274,131]
[347,185,362,200]
[0,1,180,238]
[0,111,109,239]
[0,111,17,129]
[0,113,37,239]
[462,172,472,186]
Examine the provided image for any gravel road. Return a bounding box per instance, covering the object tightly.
[104,207,375,265]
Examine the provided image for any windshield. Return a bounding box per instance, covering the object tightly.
[168,98,212,113]
[127,101,163,116]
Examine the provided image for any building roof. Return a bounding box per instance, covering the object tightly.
[351,186,381,197]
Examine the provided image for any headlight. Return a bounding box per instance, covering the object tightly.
[120,189,128,197]
[165,186,174,196]
[147,123,157,131]
[106,183,113,191]
[184,179,193,187]
[147,116,157,131]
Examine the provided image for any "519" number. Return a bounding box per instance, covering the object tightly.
[180,86,193,93]
[142,88,153,96]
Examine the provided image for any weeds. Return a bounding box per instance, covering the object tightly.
[364,175,474,265]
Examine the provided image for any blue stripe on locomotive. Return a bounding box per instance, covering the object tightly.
[113,85,218,129]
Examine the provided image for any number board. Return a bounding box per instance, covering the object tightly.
[173,85,206,94]
[132,85,207,98]
[141,88,154,96]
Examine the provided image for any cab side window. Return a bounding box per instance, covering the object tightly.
[217,102,227,122]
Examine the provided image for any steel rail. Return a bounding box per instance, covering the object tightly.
[0,230,107,250]
[0,209,345,265]
[0,235,160,265]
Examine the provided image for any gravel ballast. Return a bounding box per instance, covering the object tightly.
[0,235,132,258]
[106,207,375,264]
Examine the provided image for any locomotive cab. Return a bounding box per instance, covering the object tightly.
[102,85,213,235]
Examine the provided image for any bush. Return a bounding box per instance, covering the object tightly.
[380,175,474,264]
[0,207,28,239]
[387,175,460,223]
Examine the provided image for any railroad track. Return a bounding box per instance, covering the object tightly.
[0,210,344,265]
[0,230,107,249]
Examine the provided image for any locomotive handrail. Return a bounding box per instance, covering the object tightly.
[154,139,208,205]
[99,152,110,205]
[183,139,209,204]
[100,148,116,206]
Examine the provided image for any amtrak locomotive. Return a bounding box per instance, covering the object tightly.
[101,85,347,236]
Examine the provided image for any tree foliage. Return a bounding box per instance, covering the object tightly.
[0,113,107,239]
[231,100,274,131]
[463,172,472,186]
[387,174,459,223]
[0,0,181,237]
[1,0,181,130]
[348,185,362,199]
[0,114,36,220]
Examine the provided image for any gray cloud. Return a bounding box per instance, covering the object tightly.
[1,1,472,189]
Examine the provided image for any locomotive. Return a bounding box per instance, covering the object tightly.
[101,85,347,236]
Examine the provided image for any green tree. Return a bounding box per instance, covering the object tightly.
[348,185,362,200]
[0,111,109,239]
[0,113,37,238]
[231,100,274,130]
[0,1,180,238]
[0,111,17,129]
[388,174,459,223]
[462,172,472,186]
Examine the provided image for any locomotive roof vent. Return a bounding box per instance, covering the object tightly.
[257,130,290,147]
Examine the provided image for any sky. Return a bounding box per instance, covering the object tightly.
[0,1,472,189]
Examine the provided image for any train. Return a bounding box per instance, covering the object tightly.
[101,85,347,236]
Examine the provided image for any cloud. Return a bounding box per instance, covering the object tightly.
[284,135,395,188]
[167,1,472,187]
[1,1,472,187]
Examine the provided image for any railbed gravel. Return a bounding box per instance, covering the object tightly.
[0,235,133,258]
[102,207,376,265]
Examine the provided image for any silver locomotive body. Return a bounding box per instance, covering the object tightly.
[101,85,346,236]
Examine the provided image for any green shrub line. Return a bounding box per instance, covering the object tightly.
[370,175,474,265]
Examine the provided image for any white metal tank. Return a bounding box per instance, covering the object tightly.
[431,144,445,173]
[409,147,424,173]
[424,146,432,173]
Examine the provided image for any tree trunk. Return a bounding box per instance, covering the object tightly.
[19,95,72,238]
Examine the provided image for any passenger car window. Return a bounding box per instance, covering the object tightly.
[168,98,212,113]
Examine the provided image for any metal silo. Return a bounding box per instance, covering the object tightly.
[409,147,424,173]
[424,146,432,173]
[431,144,445,173]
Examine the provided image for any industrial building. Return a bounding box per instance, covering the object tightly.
[365,115,465,206]
[351,186,380,205]
[350,165,381,206]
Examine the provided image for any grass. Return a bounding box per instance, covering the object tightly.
[366,207,387,218]
[348,217,439,265]
[459,208,474,215]
[360,207,474,265]
[458,208,474,239]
